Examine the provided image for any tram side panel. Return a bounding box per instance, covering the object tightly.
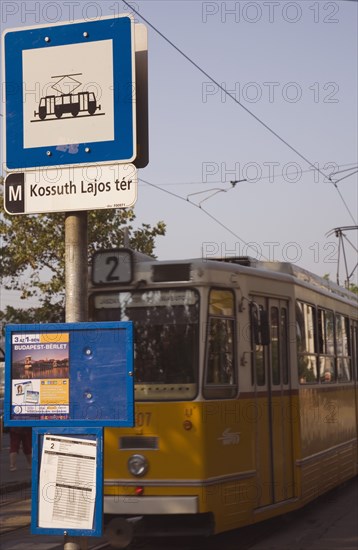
[295,290,358,504]
[203,281,301,530]
[199,398,260,532]
[298,385,357,502]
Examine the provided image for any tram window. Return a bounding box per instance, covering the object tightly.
[251,303,266,386]
[317,309,336,383]
[281,308,289,385]
[251,304,270,346]
[271,307,280,385]
[270,307,289,386]
[336,314,351,382]
[204,290,236,399]
[91,289,199,401]
[254,345,265,386]
[296,302,318,384]
[352,324,358,380]
[207,319,235,384]
[208,289,234,317]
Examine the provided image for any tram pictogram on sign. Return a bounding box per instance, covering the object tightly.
[33,73,103,121]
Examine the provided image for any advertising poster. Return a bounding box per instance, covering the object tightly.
[11,332,69,420]
[5,321,134,427]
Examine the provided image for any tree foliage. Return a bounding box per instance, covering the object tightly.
[323,273,358,295]
[0,181,165,323]
[348,283,358,295]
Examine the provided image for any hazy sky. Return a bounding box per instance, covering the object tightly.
[1,0,357,310]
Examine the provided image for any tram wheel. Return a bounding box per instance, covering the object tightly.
[105,518,134,549]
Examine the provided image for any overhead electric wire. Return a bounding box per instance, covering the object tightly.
[139,177,269,260]
[330,169,358,185]
[123,1,357,224]
[329,164,358,177]
[186,180,244,206]
[139,162,358,187]
[328,168,358,221]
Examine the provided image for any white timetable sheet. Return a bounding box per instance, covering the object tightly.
[38,434,97,529]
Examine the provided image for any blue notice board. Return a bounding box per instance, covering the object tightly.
[3,15,136,170]
[32,427,103,536]
[4,322,134,427]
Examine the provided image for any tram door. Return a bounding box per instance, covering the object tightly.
[352,323,358,433]
[253,296,295,507]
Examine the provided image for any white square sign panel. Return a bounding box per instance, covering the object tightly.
[23,40,115,149]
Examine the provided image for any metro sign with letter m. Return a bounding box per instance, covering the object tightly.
[5,174,25,214]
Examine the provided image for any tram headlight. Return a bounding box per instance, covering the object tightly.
[127,454,148,477]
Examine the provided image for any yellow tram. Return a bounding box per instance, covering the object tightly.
[89,250,358,547]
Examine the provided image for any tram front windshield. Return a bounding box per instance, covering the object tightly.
[92,289,199,400]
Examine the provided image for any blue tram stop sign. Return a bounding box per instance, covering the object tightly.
[3,15,136,171]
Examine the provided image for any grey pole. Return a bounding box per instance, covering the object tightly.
[64,211,88,550]
[65,212,88,323]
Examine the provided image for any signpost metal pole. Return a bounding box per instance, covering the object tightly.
[65,212,88,324]
[65,211,88,550]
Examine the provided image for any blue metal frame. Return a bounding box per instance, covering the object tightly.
[4,322,134,427]
[31,427,103,536]
[4,16,135,170]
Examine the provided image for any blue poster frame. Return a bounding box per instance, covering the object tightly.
[3,15,136,170]
[31,427,103,536]
[4,321,134,427]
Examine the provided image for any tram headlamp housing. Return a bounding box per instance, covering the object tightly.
[127,454,148,477]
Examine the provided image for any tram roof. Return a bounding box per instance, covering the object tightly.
[135,253,357,304]
[209,256,357,302]
[95,250,357,305]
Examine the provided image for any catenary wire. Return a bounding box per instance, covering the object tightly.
[122,1,357,224]
[138,162,358,187]
[330,169,358,185]
[329,164,358,177]
[139,177,270,260]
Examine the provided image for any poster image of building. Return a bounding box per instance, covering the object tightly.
[11,333,70,419]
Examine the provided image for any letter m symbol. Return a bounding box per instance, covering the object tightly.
[10,185,22,201]
[5,174,25,214]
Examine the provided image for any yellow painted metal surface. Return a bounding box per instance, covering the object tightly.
[104,400,258,482]
[299,386,357,455]
[103,388,357,534]
[104,398,257,530]
[298,385,357,502]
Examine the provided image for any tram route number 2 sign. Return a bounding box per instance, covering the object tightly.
[91,248,134,285]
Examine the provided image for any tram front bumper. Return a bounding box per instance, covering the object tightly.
[104,495,198,515]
